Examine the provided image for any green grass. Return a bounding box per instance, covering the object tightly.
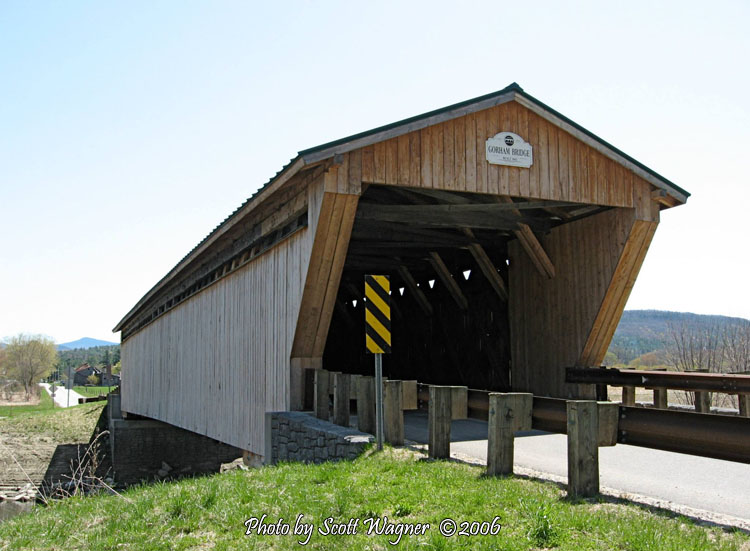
[0,388,55,417]
[0,399,105,442]
[0,448,746,550]
[74,385,113,398]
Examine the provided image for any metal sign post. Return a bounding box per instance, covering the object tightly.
[365,274,391,451]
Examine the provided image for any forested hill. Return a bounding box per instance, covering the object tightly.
[607,310,750,365]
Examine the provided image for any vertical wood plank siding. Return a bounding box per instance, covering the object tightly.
[358,102,656,208]
[508,207,655,398]
[121,175,328,454]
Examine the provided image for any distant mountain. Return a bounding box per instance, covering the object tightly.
[57,337,118,351]
[608,310,750,364]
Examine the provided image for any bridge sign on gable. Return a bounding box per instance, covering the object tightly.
[486,132,533,168]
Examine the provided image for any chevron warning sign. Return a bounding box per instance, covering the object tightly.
[365,274,391,354]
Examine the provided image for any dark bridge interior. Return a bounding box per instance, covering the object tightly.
[322,184,609,390]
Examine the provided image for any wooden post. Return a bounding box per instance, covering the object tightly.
[314,370,330,420]
[694,391,711,413]
[357,376,376,434]
[303,367,316,410]
[487,393,532,476]
[428,386,452,459]
[384,380,404,445]
[450,386,468,419]
[349,374,361,400]
[401,380,418,410]
[597,402,619,447]
[333,372,351,427]
[567,400,599,497]
[653,388,668,409]
[621,386,635,406]
[739,394,750,418]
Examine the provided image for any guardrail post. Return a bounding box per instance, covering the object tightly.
[333,372,351,426]
[621,386,635,406]
[384,380,404,445]
[428,385,452,459]
[739,394,750,417]
[401,380,418,410]
[567,400,599,497]
[487,393,532,476]
[653,388,668,409]
[694,391,711,413]
[314,370,330,420]
[356,376,376,434]
[451,386,468,419]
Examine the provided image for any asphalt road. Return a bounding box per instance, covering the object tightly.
[403,411,750,522]
[39,383,85,408]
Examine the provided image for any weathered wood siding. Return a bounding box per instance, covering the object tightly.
[508,206,657,398]
[121,176,327,454]
[357,101,646,207]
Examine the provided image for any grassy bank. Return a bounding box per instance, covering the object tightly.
[74,386,113,398]
[1,448,746,551]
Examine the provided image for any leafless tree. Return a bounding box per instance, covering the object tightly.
[4,334,57,399]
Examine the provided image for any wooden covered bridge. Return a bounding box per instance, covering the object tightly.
[114,83,689,458]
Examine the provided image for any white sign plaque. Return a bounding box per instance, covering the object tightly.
[485,132,533,168]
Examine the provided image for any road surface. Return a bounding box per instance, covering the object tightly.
[403,411,750,523]
[39,383,85,408]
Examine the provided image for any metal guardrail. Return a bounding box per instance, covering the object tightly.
[565,367,750,393]
[415,383,750,464]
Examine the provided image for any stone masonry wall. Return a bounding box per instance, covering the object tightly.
[264,411,373,465]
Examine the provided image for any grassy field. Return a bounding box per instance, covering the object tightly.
[0,388,55,417]
[0,400,104,442]
[74,385,113,398]
[0,447,746,551]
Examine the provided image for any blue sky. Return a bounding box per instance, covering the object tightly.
[1,1,749,342]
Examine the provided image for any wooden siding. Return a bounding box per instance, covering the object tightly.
[121,174,328,454]
[357,101,647,208]
[508,206,657,398]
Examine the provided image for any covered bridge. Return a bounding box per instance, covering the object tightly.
[114,83,689,457]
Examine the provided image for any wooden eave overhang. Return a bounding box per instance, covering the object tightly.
[114,82,689,334]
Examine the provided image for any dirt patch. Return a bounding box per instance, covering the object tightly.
[0,403,106,500]
[0,391,40,407]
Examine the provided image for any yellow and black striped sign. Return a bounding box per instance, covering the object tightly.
[365,274,391,354]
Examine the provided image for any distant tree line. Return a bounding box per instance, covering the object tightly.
[55,345,121,377]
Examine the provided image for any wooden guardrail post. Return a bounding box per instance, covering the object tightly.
[314,370,330,420]
[384,380,404,445]
[739,394,750,417]
[694,391,711,413]
[356,375,376,434]
[333,372,351,427]
[428,385,452,459]
[401,380,418,410]
[487,393,532,476]
[652,388,668,409]
[621,386,635,406]
[567,400,599,497]
[451,386,468,419]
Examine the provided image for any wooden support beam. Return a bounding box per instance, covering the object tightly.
[578,216,658,367]
[462,228,508,301]
[356,203,550,232]
[498,196,555,279]
[396,264,433,316]
[427,252,469,310]
[597,402,618,447]
[401,380,418,410]
[567,400,599,497]
[739,394,750,418]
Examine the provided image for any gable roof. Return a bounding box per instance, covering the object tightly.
[114,83,688,334]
